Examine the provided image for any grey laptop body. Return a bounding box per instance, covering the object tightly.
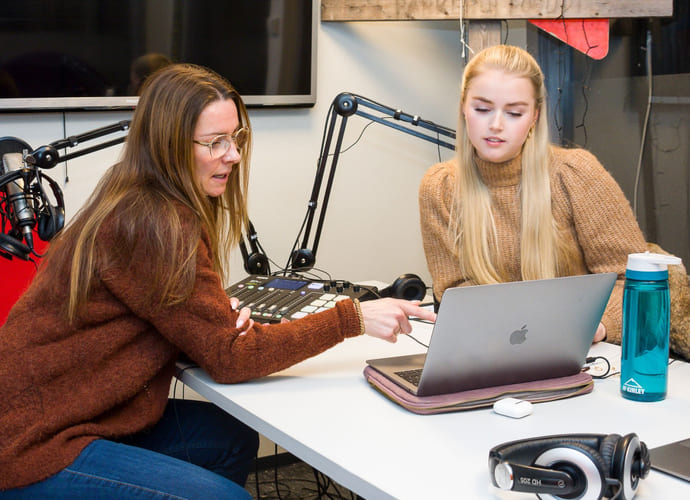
[366,273,617,397]
[649,438,690,482]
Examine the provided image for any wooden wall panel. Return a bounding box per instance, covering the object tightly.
[321,0,674,22]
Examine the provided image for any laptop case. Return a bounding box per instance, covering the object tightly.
[363,365,594,415]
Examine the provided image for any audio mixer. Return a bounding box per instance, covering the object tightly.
[225,274,378,324]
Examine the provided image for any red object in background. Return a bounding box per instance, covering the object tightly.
[529,19,610,60]
[0,232,48,325]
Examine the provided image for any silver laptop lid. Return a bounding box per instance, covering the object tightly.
[416,273,617,395]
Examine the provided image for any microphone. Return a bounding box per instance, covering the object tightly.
[2,152,36,252]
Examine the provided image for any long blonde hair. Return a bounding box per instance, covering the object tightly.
[48,64,251,322]
[453,45,573,283]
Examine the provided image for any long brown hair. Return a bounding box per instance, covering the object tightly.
[452,45,575,283]
[49,64,251,322]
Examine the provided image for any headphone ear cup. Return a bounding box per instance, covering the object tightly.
[599,433,623,499]
[534,443,607,500]
[0,233,31,260]
[37,204,64,241]
[379,273,427,301]
[599,433,622,473]
[54,205,65,233]
[612,433,648,500]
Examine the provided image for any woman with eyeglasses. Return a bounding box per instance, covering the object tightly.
[0,64,436,498]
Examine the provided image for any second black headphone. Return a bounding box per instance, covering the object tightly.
[35,172,65,242]
[378,273,427,301]
[488,433,651,500]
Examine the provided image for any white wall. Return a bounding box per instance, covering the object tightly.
[0,20,524,289]
[248,20,463,288]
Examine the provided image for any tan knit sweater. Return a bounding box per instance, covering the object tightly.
[419,146,648,342]
[0,203,361,490]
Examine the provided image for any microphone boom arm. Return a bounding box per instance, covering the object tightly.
[289,92,456,271]
[26,120,131,170]
[1,119,132,258]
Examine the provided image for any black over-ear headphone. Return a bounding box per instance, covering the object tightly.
[378,273,427,301]
[239,219,270,275]
[489,433,651,500]
[35,172,65,242]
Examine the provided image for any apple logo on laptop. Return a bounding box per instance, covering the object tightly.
[509,324,528,345]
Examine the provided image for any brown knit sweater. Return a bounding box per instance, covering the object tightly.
[0,205,361,490]
[419,146,648,342]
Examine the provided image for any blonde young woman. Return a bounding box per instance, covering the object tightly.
[419,44,688,348]
[0,64,435,498]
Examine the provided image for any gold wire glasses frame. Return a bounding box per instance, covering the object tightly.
[193,127,250,159]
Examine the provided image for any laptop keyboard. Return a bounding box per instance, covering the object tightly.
[395,368,423,387]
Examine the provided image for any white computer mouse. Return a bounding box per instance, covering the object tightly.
[493,398,533,419]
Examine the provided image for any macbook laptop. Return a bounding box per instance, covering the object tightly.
[366,272,617,396]
[649,438,690,482]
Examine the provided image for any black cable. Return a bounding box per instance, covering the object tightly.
[312,468,354,500]
[253,457,261,498]
[337,118,385,155]
[273,444,285,500]
[583,355,612,379]
[249,452,359,499]
[61,112,70,184]
[354,284,379,300]
[171,364,198,463]
[279,267,334,282]
[608,477,624,500]
[574,40,593,147]
[284,207,312,274]
[313,468,326,497]
[554,13,568,145]
[404,333,429,349]
[582,353,677,380]
[262,254,285,275]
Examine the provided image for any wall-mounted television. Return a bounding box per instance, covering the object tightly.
[0,0,318,111]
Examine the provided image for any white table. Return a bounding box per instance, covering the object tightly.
[176,320,690,499]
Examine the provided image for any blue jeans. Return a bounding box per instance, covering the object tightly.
[1,399,259,499]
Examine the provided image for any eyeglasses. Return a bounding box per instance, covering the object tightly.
[193,127,250,159]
